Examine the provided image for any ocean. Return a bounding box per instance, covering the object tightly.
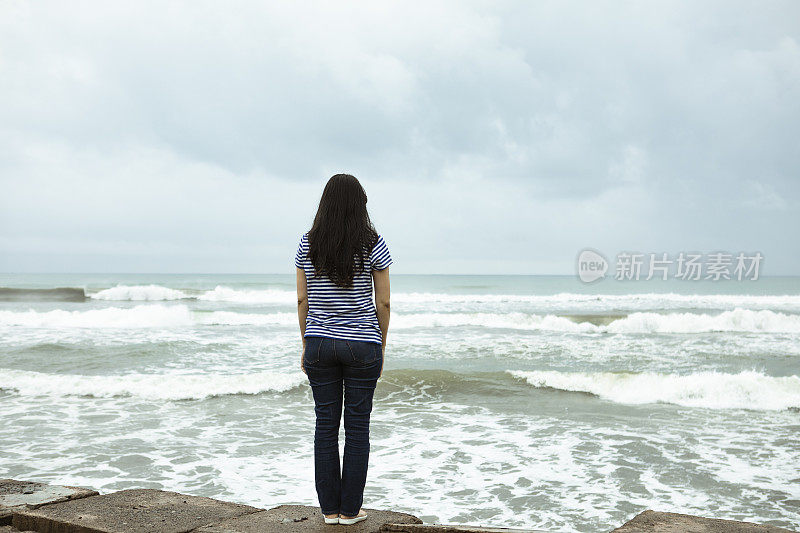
[1,273,798,531]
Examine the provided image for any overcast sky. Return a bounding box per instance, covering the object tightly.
[1,1,798,275]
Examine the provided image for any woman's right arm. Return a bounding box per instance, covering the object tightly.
[372,267,390,376]
[297,267,309,374]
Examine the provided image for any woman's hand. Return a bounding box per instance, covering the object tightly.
[300,347,306,374]
[379,344,385,378]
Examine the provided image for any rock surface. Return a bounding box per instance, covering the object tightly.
[12,488,263,533]
[193,504,422,533]
[4,478,797,533]
[0,479,97,525]
[612,510,798,532]
[0,526,35,533]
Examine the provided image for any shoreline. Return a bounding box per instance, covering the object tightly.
[1,478,796,533]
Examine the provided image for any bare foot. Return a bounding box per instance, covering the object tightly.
[324,513,339,519]
[340,509,367,519]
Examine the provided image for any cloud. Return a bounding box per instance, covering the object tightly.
[744,180,789,211]
[1,0,798,273]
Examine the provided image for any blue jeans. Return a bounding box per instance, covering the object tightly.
[303,335,383,516]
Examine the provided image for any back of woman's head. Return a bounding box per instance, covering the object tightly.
[308,174,378,288]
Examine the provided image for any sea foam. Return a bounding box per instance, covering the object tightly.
[509,369,800,411]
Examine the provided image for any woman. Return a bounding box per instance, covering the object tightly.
[295,173,392,525]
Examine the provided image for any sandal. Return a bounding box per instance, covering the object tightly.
[339,510,368,525]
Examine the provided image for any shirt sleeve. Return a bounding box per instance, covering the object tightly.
[294,233,308,269]
[369,235,393,271]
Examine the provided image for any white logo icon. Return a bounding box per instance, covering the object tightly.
[577,249,608,283]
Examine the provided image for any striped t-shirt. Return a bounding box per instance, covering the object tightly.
[295,233,392,345]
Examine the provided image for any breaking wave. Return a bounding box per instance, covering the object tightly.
[391,309,800,333]
[597,309,800,333]
[91,285,190,301]
[393,292,800,312]
[195,286,291,304]
[2,306,800,333]
[80,285,800,312]
[509,369,800,411]
[0,305,197,328]
[0,368,306,400]
[1,364,797,411]
[88,285,289,303]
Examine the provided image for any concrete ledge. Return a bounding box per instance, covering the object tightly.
[4,478,797,533]
[192,504,422,532]
[12,488,263,533]
[0,479,98,526]
[611,510,798,532]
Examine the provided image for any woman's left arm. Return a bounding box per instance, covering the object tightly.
[296,267,309,373]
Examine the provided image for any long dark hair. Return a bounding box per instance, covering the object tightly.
[308,174,378,288]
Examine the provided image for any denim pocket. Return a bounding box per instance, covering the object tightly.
[346,340,380,365]
[303,337,322,365]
